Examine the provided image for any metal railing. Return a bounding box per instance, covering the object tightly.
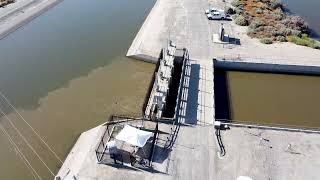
[164,48,189,149]
[216,54,320,66]
[95,125,114,162]
[148,122,158,167]
[216,119,320,134]
[95,115,144,162]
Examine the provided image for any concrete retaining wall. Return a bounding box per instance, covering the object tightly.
[130,54,158,64]
[214,59,320,75]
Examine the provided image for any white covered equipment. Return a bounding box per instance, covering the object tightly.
[115,125,153,148]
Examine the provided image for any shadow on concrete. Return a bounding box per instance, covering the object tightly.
[184,64,200,125]
[106,162,168,175]
[152,144,172,164]
[209,18,232,21]
[228,37,241,45]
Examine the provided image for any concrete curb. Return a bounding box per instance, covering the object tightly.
[214,59,320,75]
[127,53,158,64]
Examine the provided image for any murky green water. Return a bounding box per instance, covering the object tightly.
[215,70,320,129]
[0,0,155,179]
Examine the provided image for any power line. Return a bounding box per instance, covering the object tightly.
[0,91,63,164]
[0,106,55,177]
[0,123,42,180]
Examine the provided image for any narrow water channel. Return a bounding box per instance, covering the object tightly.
[0,0,156,179]
[215,70,320,129]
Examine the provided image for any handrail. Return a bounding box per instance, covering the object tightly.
[148,122,159,167]
[164,48,189,149]
[95,115,145,162]
[215,119,320,133]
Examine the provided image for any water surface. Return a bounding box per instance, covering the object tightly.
[215,70,320,129]
[0,0,156,179]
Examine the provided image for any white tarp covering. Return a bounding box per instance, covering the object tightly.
[115,125,153,147]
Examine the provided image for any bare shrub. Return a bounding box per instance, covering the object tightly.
[260,38,273,44]
[282,16,309,33]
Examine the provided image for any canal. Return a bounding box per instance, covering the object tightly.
[0,0,155,179]
[215,69,320,129]
[283,0,320,38]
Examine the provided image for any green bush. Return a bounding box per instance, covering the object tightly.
[272,11,284,21]
[235,15,248,26]
[290,29,302,37]
[249,19,265,29]
[232,0,245,7]
[232,14,239,20]
[287,35,320,49]
[276,36,286,42]
[279,27,291,36]
[270,0,282,9]
[260,38,273,44]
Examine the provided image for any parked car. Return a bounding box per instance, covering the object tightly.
[207,11,231,20]
[205,7,219,14]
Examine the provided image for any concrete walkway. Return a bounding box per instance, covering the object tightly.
[127,0,216,179]
[126,0,320,179]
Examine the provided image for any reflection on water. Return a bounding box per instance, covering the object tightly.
[0,0,156,179]
[215,70,320,128]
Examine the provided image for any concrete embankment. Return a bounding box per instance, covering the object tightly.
[126,0,162,63]
[0,0,63,40]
